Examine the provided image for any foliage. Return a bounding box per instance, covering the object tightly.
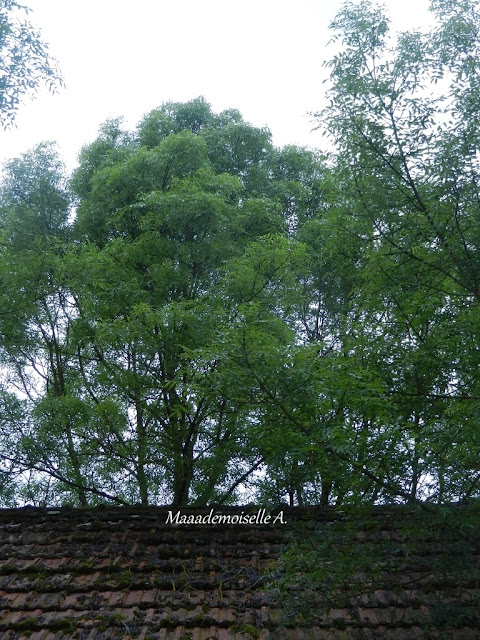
[304,0,480,504]
[0,0,63,128]
[0,100,330,506]
[1,0,480,510]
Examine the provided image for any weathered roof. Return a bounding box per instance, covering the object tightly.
[0,505,479,639]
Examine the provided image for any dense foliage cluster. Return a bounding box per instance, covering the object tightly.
[0,0,63,128]
[0,0,479,508]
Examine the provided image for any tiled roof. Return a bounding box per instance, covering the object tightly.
[0,505,479,639]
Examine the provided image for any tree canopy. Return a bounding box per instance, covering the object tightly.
[1,1,480,509]
[0,0,63,128]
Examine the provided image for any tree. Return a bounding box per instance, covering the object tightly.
[0,143,93,506]
[2,57,480,509]
[68,108,283,506]
[308,0,480,503]
[0,0,63,128]
[265,0,480,616]
[206,0,480,508]
[0,99,330,507]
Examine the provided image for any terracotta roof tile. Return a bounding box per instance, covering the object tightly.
[1,505,479,639]
[28,631,49,640]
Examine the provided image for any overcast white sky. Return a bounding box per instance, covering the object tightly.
[1,0,432,173]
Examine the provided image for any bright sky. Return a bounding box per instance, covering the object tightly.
[1,0,432,173]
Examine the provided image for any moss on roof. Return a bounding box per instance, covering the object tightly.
[0,504,479,639]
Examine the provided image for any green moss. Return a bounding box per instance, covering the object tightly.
[244,624,261,639]
[49,618,76,634]
[73,560,94,574]
[92,577,107,590]
[230,623,260,639]
[159,617,179,630]
[93,612,126,627]
[24,564,46,576]
[11,617,39,632]
[117,570,134,588]
[0,563,16,574]
[186,613,206,626]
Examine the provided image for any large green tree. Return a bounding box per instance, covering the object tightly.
[309,0,480,502]
[0,99,330,506]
